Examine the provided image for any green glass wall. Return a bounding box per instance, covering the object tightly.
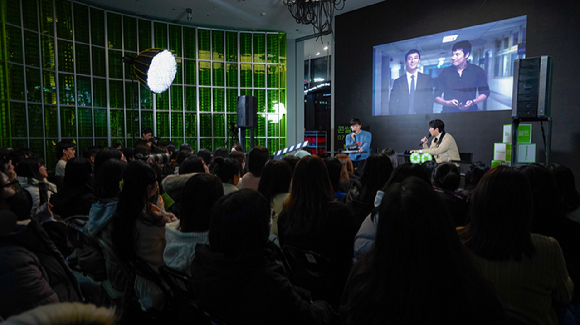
[2,0,287,167]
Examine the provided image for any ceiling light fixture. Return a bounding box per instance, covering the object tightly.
[443,35,458,43]
[284,0,346,39]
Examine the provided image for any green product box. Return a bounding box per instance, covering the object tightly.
[493,143,512,162]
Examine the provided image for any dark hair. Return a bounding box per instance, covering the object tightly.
[247,146,270,177]
[350,118,362,126]
[62,158,93,189]
[213,147,229,160]
[176,151,194,165]
[179,144,193,153]
[111,160,158,261]
[211,157,240,184]
[464,161,490,190]
[94,147,123,176]
[281,155,300,174]
[82,146,100,160]
[95,159,127,199]
[209,189,270,255]
[421,160,438,181]
[429,119,445,133]
[231,144,244,153]
[360,153,393,199]
[141,127,152,136]
[15,157,43,182]
[405,49,420,61]
[380,148,398,169]
[180,173,224,233]
[282,156,334,235]
[549,163,580,213]
[258,160,292,205]
[228,150,246,176]
[433,162,460,191]
[123,148,135,162]
[152,146,168,154]
[336,154,354,183]
[55,141,75,161]
[197,149,212,166]
[452,40,472,57]
[8,149,29,167]
[134,141,151,156]
[323,157,343,193]
[344,177,491,324]
[180,156,206,174]
[467,166,535,261]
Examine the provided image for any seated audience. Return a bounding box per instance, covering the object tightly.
[380,148,399,169]
[211,157,240,195]
[164,174,223,275]
[432,162,469,227]
[460,161,489,200]
[421,159,438,179]
[281,155,300,173]
[228,150,246,176]
[93,147,122,177]
[323,157,347,200]
[0,163,31,221]
[162,156,207,218]
[336,153,356,192]
[239,146,269,190]
[191,189,332,325]
[50,158,96,219]
[54,141,75,178]
[257,160,293,235]
[341,177,508,325]
[549,163,580,224]
[16,157,57,215]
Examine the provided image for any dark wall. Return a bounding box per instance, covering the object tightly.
[335,0,580,177]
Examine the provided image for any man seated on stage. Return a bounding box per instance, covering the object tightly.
[345,118,372,171]
[410,119,460,164]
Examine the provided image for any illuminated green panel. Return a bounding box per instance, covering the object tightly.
[28,105,44,138]
[212,30,224,61]
[200,139,212,152]
[240,33,251,63]
[57,40,74,72]
[10,103,26,138]
[156,91,169,110]
[200,114,211,137]
[26,67,41,103]
[169,25,181,56]
[92,47,105,77]
[41,36,55,70]
[183,27,196,59]
[24,31,40,67]
[29,140,44,162]
[171,85,182,111]
[199,87,211,112]
[268,138,279,152]
[171,112,183,137]
[171,138,183,148]
[255,89,265,113]
[253,64,265,88]
[75,43,90,75]
[140,84,152,109]
[256,114,265,137]
[124,16,137,52]
[185,113,196,138]
[240,88,252,96]
[6,0,21,26]
[213,62,224,87]
[226,89,237,113]
[226,63,237,87]
[227,114,236,133]
[141,111,153,130]
[268,117,280,137]
[267,34,279,64]
[213,88,224,113]
[55,0,73,40]
[73,3,89,44]
[214,139,225,148]
[138,20,151,52]
[46,140,58,169]
[93,78,106,107]
[199,61,210,86]
[124,53,136,80]
[107,13,122,49]
[156,111,169,137]
[184,86,196,112]
[58,73,75,105]
[174,60,182,84]
[267,90,278,113]
[240,64,251,88]
[6,25,23,63]
[60,106,76,137]
[185,139,197,152]
[77,139,93,153]
[198,29,210,60]
[184,59,195,85]
[226,32,237,62]
[94,139,107,147]
[255,138,265,148]
[124,80,137,109]
[78,108,92,137]
[253,33,265,63]
[213,114,224,137]
[42,70,56,104]
[44,105,58,137]
[154,22,167,49]
[94,109,107,137]
[110,110,124,137]
[90,8,105,47]
[268,65,279,89]
[77,76,91,106]
[109,80,123,108]
[108,49,123,79]
[39,0,54,36]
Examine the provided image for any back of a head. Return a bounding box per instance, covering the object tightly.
[464,161,490,189]
[323,157,343,193]
[180,156,206,174]
[360,153,394,196]
[385,163,431,190]
[381,148,399,169]
[281,155,300,173]
[176,151,193,165]
[211,157,240,184]
[95,159,127,199]
[248,146,270,177]
[468,166,535,261]
[197,149,212,166]
[421,160,438,181]
[228,150,246,175]
[62,157,92,189]
[258,160,292,203]
[336,153,354,175]
[134,142,151,156]
[15,157,41,181]
[433,162,461,191]
[94,147,122,175]
[213,147,229,160]
[122,147,135,162]
[519,163,564,231]
[209,189,270,255]
[549,163,580,212]
[180,173,224,233]
[82,146,100,160]
[179,144,193,153]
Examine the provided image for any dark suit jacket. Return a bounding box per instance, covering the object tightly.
[389,72,434,115]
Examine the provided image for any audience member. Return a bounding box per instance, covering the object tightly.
[461,161,489,200]
[50,158,96,219]
[323,157,347,200]
[281,155,300,174]
[54,141,75,178]
[2,302,116,325]
[228,150,246,177]
[0,170,31,221]
[197,149,212,167]
[230,144,244,153]
[239,146,269,190]
[122,147,135,163]
[257,160,293,235]
[211,157,240,195]
[336,153,356,192]
[16,157,57,215]
[380,148,399,169]
[432,162,468,226]
[93,147,122,177]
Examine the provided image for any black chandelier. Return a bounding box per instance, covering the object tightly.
[284,0,346,38]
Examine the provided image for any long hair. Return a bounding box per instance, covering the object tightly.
[180,173,224,233]
[549,163,580,213]
[211,157,240,184]
[62,157,93,189]
[257,160,292,205]
[359,153,393,199]
[432,162,461,191]
[380,148,399,169]
[282,156,334,235]
[110,160,158,261]
[343,177,490,324]
[15,157,44,183]
[336,154,354,183]
[94,147,122,176]
[180,156,206,174]
[95,159,127,199]
[247,146,270,177]
[467,166,535,261]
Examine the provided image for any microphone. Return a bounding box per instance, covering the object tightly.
[419,133,431,147]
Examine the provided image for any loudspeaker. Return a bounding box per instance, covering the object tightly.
[512,56,553,119]
[237,95,257,128]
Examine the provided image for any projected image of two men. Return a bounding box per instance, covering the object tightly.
[372,16,527,116]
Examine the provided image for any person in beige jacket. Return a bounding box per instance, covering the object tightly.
[411,119,460,163]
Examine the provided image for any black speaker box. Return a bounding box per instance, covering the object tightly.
[512,56,553,119]
[237,95,258,128]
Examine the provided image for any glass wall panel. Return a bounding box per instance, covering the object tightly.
[123,16,137,52]
[184,86,196,111]
[240,33,251,63]
[44,105,58,137]
[58,73,75,105]
[107,13,122,49]
[7,0,22,27]
[42,70,56,104]
[55,0,73,40]
[169,25,181,56]
[60,106,76,137]
[94,109,107,137]
[108,49,123,79]
[199,87,211,112]
[267,34,279,64]
[253,33,265,63]
[138,20,151,52]
[199,61,211,86]
[75,43,91,75]
[226,32,238,62]
[268,65,279,88]
[255,89,266,113]
[198,29,210,60]
[226,63,237,87]
[141,111,153,130]
[156,91,169,110]
[28,104,44,138]
[267,89,279,113]
[90,8,105,47]
[26,67,42,103]
[171,112,183,137]
[6,25,23,63]
[253,64,265,88]
[93,78,107,107]
[41,35,55,70]
[39,0,54,36]
[78,108,93,137]
[213,62,224,87]
[185,113,196,138]
[92,47,106,77]
[213,113,224,137]
[22,0,37,30]
[213,88,224,113]
[109,80,123,108]
[171,85,183,111]
[110,110,124,137]
[240,64,252,88]
[183,27,196,59]
[212,30,224,61]
[10,103,27,138]
[226,89,237,113]
[73,3,89,43]
[24,31,40,67]
[200,139,212,151]
[140,84,152,109]
[184,60,196,85]
[154,22,167,49]
[156,111,169,137]
[58,40,74,72]
[200,114,211,137]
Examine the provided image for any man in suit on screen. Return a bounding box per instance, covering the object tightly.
[389,49,435,115]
